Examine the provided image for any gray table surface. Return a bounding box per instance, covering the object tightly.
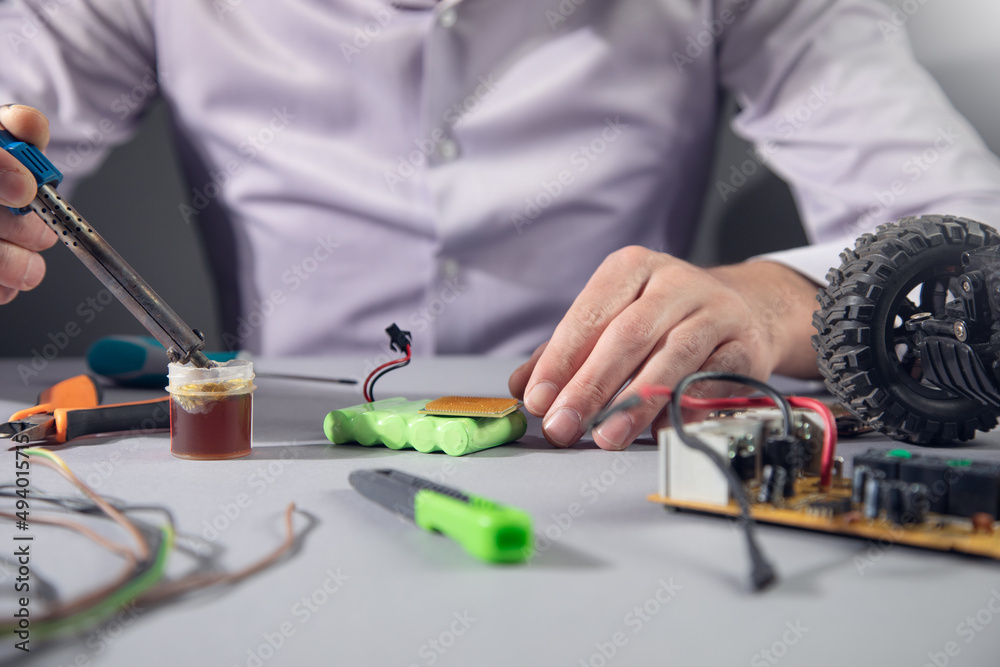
[2,357,1000,667]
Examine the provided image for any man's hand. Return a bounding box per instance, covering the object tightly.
[0,104,56,304]
[508,246,821,450]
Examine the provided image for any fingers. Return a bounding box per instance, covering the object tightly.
[548,287,704,448]
[0,104,50,150]
[591,318,756,450]
[0,210,57,251]
[0,237,47,292]
[529,254,818,452]
[0,106,55,302]
[508,340,548,399]
[523,246,654,418]
[642,340,761,445]
[0,105,50,208]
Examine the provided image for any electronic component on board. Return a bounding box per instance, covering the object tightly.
[851,465,869,506]
[853,448,912,480]
[806,497,851,519]
[947,462,1000,519]
[863,472,884,520]
[651,431,1000,561]
[420,396,521,418]
[899,457,951,514]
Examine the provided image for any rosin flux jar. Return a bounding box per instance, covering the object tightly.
[166,359,255,460]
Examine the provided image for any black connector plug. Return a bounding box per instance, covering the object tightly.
[385,323,412,353]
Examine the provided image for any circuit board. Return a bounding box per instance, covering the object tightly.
[649,475,1000,560]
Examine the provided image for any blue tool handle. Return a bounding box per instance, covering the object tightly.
[87,335,239,388]
[0,128,63,214]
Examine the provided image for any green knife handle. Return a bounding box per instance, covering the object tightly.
[414,490,533,563]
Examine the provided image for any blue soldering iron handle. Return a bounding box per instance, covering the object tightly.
[0,128,63,214]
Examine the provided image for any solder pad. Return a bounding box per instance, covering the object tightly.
[419,396,522,418]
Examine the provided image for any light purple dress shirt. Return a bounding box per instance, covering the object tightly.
[2,0,1000,356]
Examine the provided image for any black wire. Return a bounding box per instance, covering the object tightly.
[366,356,410,403]
[0,486,177,527]
[671,371,794,437]
[669,371,783,591]
[590,395,642,430]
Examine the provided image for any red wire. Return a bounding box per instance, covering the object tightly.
[636,385,837,490]
[363,345,412,402]
[786,396,837,490]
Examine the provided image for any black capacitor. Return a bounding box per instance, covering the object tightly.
[882,480,907,525]
[758,465,775,504]
[863,471,885,519]
[731,443,758,482]
[852,465,871,506]
[903,483,930,525]
[899,456,950,514]
[947,462,1000,518]
[766,435,801,497]
[853,448,914,480]
[773,466,790,503]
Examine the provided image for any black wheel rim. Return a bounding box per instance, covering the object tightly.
[883,264,962,400]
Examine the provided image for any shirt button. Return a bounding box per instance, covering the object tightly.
[437,139,458,161]
[439,8,458,28]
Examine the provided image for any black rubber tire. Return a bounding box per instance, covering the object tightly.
[812,215,1000,444]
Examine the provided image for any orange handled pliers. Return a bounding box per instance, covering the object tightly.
[0,375,169,445]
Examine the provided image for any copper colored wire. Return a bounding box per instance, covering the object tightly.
[31,456,151,560]
[0,511,141,621]
[138,503,298,605]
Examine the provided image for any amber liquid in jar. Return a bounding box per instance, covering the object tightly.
[170,392,252,460]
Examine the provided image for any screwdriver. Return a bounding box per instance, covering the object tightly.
[87,335,358,388]
[1,128,213,369]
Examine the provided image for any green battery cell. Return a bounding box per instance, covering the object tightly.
[324,398,527,456]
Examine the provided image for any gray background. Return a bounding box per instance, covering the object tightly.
[1,0,998,359]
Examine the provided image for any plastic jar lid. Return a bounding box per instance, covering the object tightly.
[166,359,256,397]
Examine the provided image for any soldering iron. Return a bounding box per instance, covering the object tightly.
[1,128,214,369]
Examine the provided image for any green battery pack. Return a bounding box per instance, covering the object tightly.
[323,398,528,456]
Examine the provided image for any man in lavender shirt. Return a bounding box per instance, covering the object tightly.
[0,0,999,450]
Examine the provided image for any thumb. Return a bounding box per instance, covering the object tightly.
[0,105,52,208]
